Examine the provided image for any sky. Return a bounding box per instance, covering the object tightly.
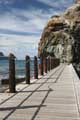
[0,0,74,59]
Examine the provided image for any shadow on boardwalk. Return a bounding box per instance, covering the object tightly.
[0,64,80,120]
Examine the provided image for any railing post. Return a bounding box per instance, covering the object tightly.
[58,59,60,65]
[9,53,16,93]
[25,56,30,84]
[52,58,54,69]
[56,59,58,67]
[34,56,38,79]
[54,58,56,68]
[51,57,53,69]
[47,58,49,71]
[40,56,44,75]
[50,57,52,70]
[44,57,47,73]
[48,57,50,71]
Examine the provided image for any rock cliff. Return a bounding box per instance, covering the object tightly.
[38,1,80,64]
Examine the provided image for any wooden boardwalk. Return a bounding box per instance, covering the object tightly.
[0,64,80,120]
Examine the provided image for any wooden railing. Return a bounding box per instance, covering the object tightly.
[3,53,60,93]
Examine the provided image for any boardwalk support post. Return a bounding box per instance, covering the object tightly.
[9,53,16,93]
[25,56,30,84]
[34,56,38,79]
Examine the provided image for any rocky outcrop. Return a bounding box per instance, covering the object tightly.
[0,52,4,56]
[75,0,80,3]
[38,1,80,64]
[0,52,8,60]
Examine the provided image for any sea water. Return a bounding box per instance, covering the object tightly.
[0,58,35,81]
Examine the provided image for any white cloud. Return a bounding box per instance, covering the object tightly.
[0,0,14,5]
[0,7,59,34]
[0,34,40,58]
[37,0,73,8]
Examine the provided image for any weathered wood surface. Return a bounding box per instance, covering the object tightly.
[0,64,80,120]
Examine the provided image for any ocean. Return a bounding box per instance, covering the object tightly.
[0,58,36,81]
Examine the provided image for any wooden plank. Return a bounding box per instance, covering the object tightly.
[0,64,80,120]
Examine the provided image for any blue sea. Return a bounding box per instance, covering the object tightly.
[0,58,36,80]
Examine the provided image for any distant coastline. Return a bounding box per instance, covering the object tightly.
[0,52,8,60]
